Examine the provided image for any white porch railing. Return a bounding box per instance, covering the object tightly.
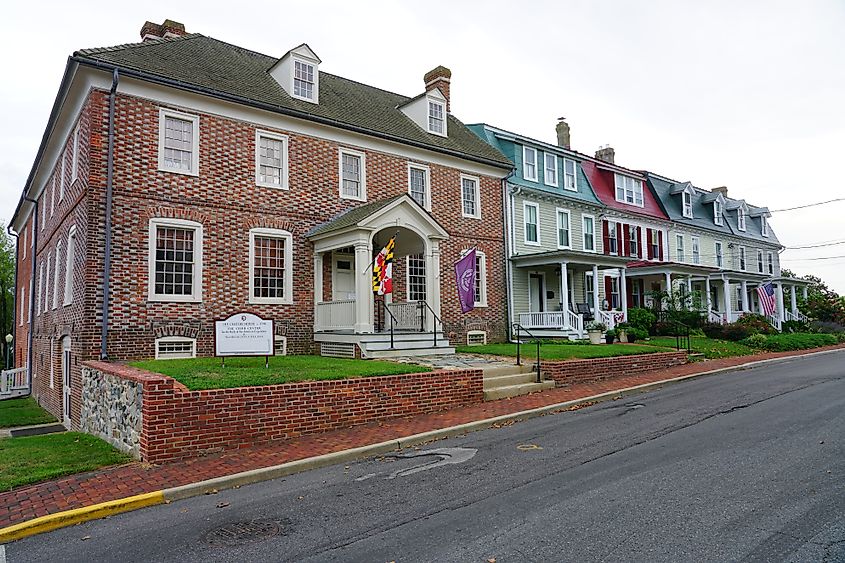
[315,300,355,332]
[387,301,424,331]
[785,310,808,323]
[767,314,782,331]
[519,311,566,329]
[1,366,29,399]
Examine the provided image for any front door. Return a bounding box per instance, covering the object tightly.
[529,274,545,312]
[332,253,356,301]
[61,336,71,428]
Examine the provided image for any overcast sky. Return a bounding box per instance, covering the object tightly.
[2,0,843,292]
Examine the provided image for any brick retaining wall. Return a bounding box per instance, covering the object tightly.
[541,351,688,387]
[84,361,483,463]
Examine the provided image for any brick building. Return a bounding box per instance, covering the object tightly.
[9,20,512,427]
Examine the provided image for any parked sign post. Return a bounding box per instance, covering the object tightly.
[214,312,274,368]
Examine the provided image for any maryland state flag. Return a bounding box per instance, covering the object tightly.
[372,237,395,295]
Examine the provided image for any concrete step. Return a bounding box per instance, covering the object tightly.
[483,372,538,390]
[356,332,447,344]
[481,364,533,378]
[484,380,556,401]
[364,346,457,359]
[363,338,453,352]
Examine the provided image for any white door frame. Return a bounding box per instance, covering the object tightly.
[61,336,71,428]
[528,272,546,312]
[331,251,356,301]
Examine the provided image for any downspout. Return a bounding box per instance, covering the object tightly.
[501,169,517,343]
[100,69,118,361]
[6,226,19,381]
[22,198,38,390]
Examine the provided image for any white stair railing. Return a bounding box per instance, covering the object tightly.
[766,314,781,331]
[0,366,29,399]
[567,309,584,337]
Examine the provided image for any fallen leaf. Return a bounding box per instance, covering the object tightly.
[205,489,219,495]
[81,535,91,541]
[216,502,230,508]
[163,499,171,504]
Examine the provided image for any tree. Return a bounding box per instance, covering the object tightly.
[0,223,15,366]
[783,270,845,324]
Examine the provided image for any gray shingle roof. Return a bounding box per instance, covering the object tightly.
[74,35,511,168]
[307,195,405,237]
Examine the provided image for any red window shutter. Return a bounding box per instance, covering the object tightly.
[637,227,643,259]
[621,224,629,257]
[602,220,610,255]
[658,230,664,261]
[604,276,613,308]
[626,276,634,307]
[646,229,653,260]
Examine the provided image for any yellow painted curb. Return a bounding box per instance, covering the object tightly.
[0,491,165,544]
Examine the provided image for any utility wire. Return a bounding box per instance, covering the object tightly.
[769,198,845,213]
[783,240,845,250]
[782,255,845,261]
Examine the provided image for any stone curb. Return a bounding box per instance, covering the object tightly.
[2,346,842,544]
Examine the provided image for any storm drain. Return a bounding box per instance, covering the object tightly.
[203,519,284,547]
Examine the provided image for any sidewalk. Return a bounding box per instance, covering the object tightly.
[2,344,843,530]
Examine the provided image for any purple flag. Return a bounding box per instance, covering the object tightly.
[455,249,477,313]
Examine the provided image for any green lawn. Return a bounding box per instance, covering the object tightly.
[0,432,130,491]
[129,355,430,391]
[0,397,57,428]
[644,336,755,359]
[456,342,674,360]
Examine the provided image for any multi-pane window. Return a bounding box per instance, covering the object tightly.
[340,150,365,200]
[53,241,62,310]
[650,229,660,260]
[563,159,577,191]
[257,132,288,188]
[19,286,25,326]
[739,246,747,270]
[692,237,700,264]
[407,254,426,301]
[523,147,537,181]
[761,216,768,237]
[249,228,292,304]
[71,125,80,183]
[767,252,774,275]
[682,191,693,218]
[428,100,445,134]
[676,234,685,262]
[583,215,595,252]
[714,200,723,225]
[524,202,539,244]
[162,114,195,172]
[608,222,618,254]
[154,226,196,297]
[44,254,51,315]
[544,153,558,187]
[757,250,764,273]
[715,241,724,268]
[474,251,487,306]
[37,264,43,314]
[614,174,644,206]
[609,277,620,310]
[155,337,196,360]
[64,227,76,305]
[461,176,480,218]
[738,208,747,231]
[293,60,315,100]
[629,226,638,256]
[556,209,570,248]
[59,154,67,204]
[408,165,429,209]
[585,273,595,307]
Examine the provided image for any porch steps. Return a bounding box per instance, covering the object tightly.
[482,365,555,401]
[358,332,455,359]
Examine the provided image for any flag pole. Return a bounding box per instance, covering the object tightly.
[362,230,401,275]
[453,245,479,265]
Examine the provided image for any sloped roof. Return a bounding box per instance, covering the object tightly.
[73,35,511,168]
[583,161,669,220]
[307,195,406,237]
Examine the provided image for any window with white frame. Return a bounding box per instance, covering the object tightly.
[148,218,202,302]
[739,246,746,270]
[614,174,644,206]
[676,234,685,262]
[59,153,67,203]
[50,177,55,216]
[40,190,46,230]
[757,249,764,273]
[714,200,723,225]
[64,226,76,305]
[159,109,199,175]
[19,286,24,326]
[256,131,288,189]
[682,191,693,218]
[524,202,539,245]
[293,60,316,100]
[249,228,293,304]
[767,252,774,275]
[473,250,487,306]
[71,125,80,184]
[461,175,480,219]
[427,99,445,135]
[408,165,430,209]
[629,226,639,256]
[691,236,700,264]
[585,272,595,306]
[407,254,426,301]
[556,208,571,249]
[608,222,619,255]
[523,147,537,181]
[583,215,596,252]
[339,149,365,200]
[21,227,26,260]
[609,276,620,309]
[155,337,196,360]
[44,252,51,314]
[544,153,558,187]
[715,241,724,268]
[738,207,746,231]
[761,215,768,237]
[563,159,577,191]
[53,241,62,310]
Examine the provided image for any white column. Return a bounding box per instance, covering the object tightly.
[664,272,672,298]
[758,287,765,315]
[592,265,601,314]
[791,286,798,317]
[427,242,442,332]
[354,242,373,333]
[802,286,808,300]
[559,262,569,314]
[620,267,628,320]
[776,283,785,323]
[313,252,324,331]
[705,276,712,311]
[740,280,749,312]
[723,279,732,323]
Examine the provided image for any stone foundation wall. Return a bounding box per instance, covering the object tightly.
[80,365,143,458]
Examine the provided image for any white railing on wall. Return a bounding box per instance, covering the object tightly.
[0,366,29,400]
[315,300,355,332]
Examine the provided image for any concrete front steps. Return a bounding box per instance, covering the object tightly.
[482,364,555,401]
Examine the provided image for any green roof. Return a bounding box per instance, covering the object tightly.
[74,35,511,168]
[307,195,406,237]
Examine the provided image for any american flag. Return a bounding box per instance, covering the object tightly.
[757,282,777,315]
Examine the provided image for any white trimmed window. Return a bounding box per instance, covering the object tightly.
[50,177,56,217]
[427,99,446,135]
[544,153,558,187]
[563,158,577,191]
[738,208,747,231]
[339,148,366,201]
[556,208,571,249]
[608,276,621,310]
[59,153,67,205]
[523,202,540,245]
[585,272,595,306]
[407,254,426,301]
[767,252,774,275]
[676,234,685,262]
[44,252,51,314]
[155,337,196,360]
[19,286,25,326]
[583,214,596,252]
[461,175,480,219]
[682,191,693,218]
[64,226,76,305]
[21,227,26,260]
[691,236,700,264]
[757,249,764,273]
[71,125,80,184]
[714,200,723,225]
[249,228,293,305]
[761,216,769,237]
[293,60,316,101]
[739,246,746,270]
[522,147,537,181]
[41,191,46,230]
[608,222,619,255]
[53,241,62,310]
[629,226,639,256]
[148,218,203,302]
[408,164,431,210]
[256,131,289,189]
[715,241,724,268]
[472,250,488,307]
[159,109,199,175]
[614,174,644,206]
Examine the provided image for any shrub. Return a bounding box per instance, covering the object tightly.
[736,313,777,335]
[627,308,656,334]
[781,319,810,333]
[809,320,845,334]
[654,321,676,336]
[628,327,649,342]
[743,333,837,352]
[702,322,725,340]
[837,332,845,343]
[586,321,607,332]
[667,310,706,328]
[721,323,751,341]
[745,333,768,348]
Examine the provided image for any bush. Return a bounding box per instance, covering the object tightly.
[741,332,837,352]
[809,320,845,334]
[666,310,706,328]
[836,332,845,343]
[781,319,810,333]
[721,323,751,341]
[745,333,768,348]
[628,327,649,342]
[627,308,656,335]
[654,321,676,336]
[702,322,725,340]
[736,313,778,335]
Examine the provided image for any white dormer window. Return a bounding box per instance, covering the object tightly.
[544,153,558,187]
[270,44,321,104]
[523,147,537,181]
[293,60,315,100]
[428,100,445,135]
[682,191,693,218]
[563,159,577,191]
[761,215,769,237]
[738,207,746,231]
[714,200,723,225]
[614,174,644,207]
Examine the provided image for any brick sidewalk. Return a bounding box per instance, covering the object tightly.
[2,344,843,529]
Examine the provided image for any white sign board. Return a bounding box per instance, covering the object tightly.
[215,312,274,356]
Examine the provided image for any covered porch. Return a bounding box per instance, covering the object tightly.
[625,261,720,319]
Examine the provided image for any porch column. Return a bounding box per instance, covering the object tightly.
[664,272,672,296]
[723,279,732,323]
[620,267,628,319]
[313,252,323,331]
[426,242,442,332]
[802,286,808,300]
[705,276,711,311]
[740,280,749,312]
[559,262,569,314]
[790,285,798,317]
[592,265,600,314]
[758,287,765,315]
[776,283,785,323]
[354,242,373,333]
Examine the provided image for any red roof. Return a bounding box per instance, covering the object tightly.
[582,161,668,220]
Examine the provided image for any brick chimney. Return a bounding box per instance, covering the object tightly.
[424,66,452,112]
[712,186,728,197]
[595,145,615,164]
[555,118,571,149]
[140,19,187,41]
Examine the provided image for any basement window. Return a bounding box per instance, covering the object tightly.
[155,337,196,359]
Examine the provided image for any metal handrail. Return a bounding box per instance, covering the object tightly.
[377,300,398,349]
[674,320,691,353]
[418,301,444,346]
[512,323,542,383]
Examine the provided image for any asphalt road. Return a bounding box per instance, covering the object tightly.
[6,350,845,562]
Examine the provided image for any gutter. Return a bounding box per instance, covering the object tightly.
[500,169,516,343]
[100,69,119,361]
[22,197,38,390]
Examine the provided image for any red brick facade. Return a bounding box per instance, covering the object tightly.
[541,351,688,386]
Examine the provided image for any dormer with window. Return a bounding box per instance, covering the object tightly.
[269,44,321,104]
[670,182,696,219]
[614,174,644,207]
[399,66,451,137]
[737,204,747,231]
[714,198,724,225]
